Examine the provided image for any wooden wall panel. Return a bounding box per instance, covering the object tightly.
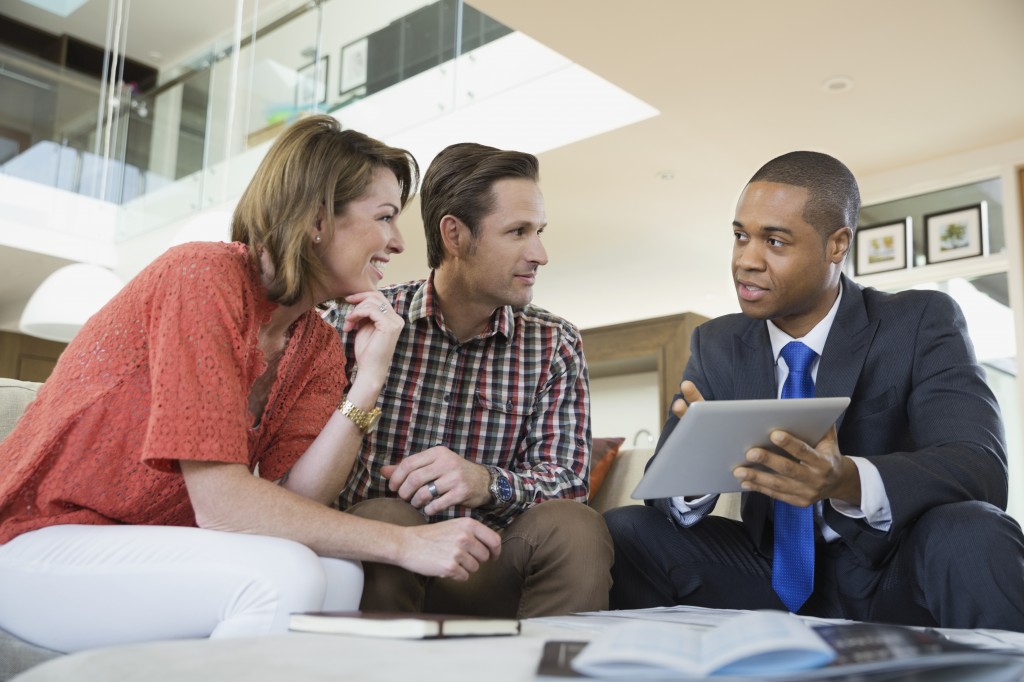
[0,331,67,382]
[581,312,708,425]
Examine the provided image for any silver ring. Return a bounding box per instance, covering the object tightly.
[378,302,387,313]
[427,480,439,499]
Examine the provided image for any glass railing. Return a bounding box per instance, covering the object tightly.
[0,44,131,201]
[0,0,510,233]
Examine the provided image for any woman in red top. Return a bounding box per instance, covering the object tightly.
[0,115,500,653]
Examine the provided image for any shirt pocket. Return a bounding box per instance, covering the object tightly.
[380,376,423,405]
[474,389,535,415]
[473,388,535,444]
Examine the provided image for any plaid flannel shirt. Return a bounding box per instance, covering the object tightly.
[322,274,591,528]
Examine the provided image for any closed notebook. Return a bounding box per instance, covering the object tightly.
[288,611,521,639]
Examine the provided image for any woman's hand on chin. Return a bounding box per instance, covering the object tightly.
[343,291,403,390]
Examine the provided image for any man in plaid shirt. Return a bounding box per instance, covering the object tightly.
[324,142,612,618]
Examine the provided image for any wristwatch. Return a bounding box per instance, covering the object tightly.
[337,397,382,434]
[487,465,513,506]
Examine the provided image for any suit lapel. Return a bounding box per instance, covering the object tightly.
[816,275,879,430]
[733,320,776,399]
[732,318,775,553]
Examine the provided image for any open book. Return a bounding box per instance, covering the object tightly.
[288,611,520,639]
[538,610,1024,680]
[568,610,833,678]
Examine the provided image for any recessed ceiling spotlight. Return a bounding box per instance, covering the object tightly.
[821,75,854,93]
[656,170,675,181]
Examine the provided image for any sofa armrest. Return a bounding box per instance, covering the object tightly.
[0,378,42,441]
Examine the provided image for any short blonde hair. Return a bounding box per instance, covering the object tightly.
[232,115,418,305]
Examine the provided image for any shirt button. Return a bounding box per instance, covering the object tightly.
[443,393,451,402]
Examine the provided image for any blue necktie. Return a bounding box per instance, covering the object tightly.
[772,341,817,613]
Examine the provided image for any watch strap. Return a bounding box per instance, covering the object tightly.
[487,465,513,505]
[338,398,381,434]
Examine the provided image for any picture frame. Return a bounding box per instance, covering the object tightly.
[296,55,329,106]
[854,218,911,276]
[924,202,988,264]
[340,37,368,95]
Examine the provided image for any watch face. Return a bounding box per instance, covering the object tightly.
[495,474,513,502]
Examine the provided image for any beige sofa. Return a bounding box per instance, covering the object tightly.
[0,377,738,680]
[0,380,62,680]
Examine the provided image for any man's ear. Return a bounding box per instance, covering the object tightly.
[439,215,470,257]
[829,226,853,264]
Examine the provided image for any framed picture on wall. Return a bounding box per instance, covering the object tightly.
[854,218,911,276]
[296,55,329,106]
[924,202,988,264]
[340,37,368,95]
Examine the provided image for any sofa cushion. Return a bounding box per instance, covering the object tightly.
[0,378,41,441]
[589,446,652,514]
[0,379,59,681]
[0,628,60,682]
[588,437,625,502]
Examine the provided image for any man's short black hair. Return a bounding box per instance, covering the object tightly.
[749,151,860,238]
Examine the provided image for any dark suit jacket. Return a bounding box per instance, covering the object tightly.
[650,274,1007,568]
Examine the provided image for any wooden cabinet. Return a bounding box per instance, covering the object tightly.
[581,312,708,425]
[0,331,67,382]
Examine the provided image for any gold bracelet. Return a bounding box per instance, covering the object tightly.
[338,397,382,434]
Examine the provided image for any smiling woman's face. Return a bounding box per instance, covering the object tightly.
[315,166,405,301]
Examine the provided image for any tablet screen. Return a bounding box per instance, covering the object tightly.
[631,397,850,499]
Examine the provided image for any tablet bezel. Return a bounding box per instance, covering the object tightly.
[630,397,851,500]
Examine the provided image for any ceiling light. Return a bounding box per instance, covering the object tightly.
[20,264,124,342]
[332,32,659,172]
[821,75,854,93]
[17,0,88,17]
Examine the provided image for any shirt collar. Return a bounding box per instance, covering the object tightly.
[410,271,515,342]
[767,281,843,361]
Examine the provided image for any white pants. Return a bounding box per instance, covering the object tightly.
[0,525,363,653]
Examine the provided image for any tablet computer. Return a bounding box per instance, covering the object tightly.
[631,396,850,500]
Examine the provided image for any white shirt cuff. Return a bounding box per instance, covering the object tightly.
[669,494,718,527]
[830,456,892,532]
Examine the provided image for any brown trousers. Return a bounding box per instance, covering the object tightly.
[347,498,613,618]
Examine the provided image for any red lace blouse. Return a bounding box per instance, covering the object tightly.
[0,242,345,544]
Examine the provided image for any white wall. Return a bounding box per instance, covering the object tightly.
[589,372,661,446]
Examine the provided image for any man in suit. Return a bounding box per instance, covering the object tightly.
[604,151,1024,630]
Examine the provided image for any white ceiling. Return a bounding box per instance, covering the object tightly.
[3,0,1024,332]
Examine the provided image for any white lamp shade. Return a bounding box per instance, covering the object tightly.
[20,264,124,342]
